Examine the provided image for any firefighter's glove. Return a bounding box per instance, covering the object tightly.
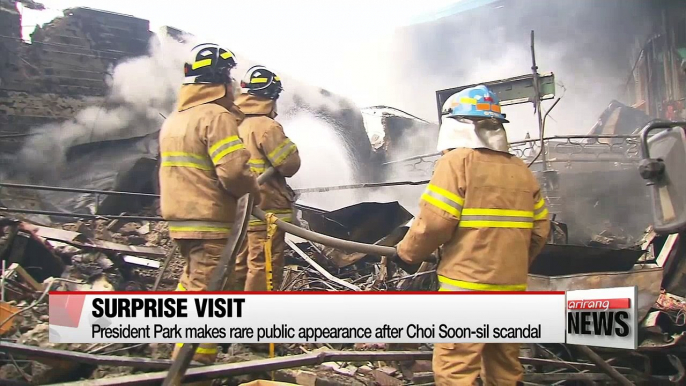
[391,251,420,273]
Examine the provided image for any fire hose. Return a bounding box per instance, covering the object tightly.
[162,169,397,384]
[255,167,397,256]
[152,168,398,294]
[162,193,253,386]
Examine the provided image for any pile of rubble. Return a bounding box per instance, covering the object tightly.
[3,197,686,384]
[0,204,439,385]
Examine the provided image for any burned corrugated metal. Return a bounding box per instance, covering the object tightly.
[296,201,412,244]
[0,222,66,282]
[529,244,645,276]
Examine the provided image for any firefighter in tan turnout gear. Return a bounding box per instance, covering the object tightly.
[394,85,550,386]
[159,43,260,368]
[234,65,301,292]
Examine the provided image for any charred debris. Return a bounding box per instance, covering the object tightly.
[2,0,686,385]
[1,193,686,385]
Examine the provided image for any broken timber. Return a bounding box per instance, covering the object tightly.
[285,237,362,291]
[30,224,166,258]
[0,341,200,370]
[43,351,636,386]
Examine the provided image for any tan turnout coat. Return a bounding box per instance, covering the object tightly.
[235,94,300,229]
[159,84,261,240]
[397,147,550,290]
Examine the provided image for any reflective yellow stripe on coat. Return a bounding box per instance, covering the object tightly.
[460,208,534,229]
[248,158,267,174]
[209,135,245,164]
[534,197,549,220]
[421,184,464,218]
[168,220,232,233]
[267,139,297,167]
[438,275,526,291]
[161,152,213,171]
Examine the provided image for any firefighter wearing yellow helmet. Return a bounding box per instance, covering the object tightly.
[233,65,301,294]
[160,43,260,371]
[393,85,550,385]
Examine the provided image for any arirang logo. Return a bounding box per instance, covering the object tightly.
[568,299,611,311]
[567,298,630,337]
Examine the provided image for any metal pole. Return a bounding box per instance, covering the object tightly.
[1,260,5,303]
[162,193,253,386]
[0,207,162,221]
[0,182,159,198]
[531,30,546,171]
[576,345,633,386]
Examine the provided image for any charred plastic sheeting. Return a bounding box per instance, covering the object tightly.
[296,201,413,244]
[12,132,159,218]
[528,267,662,322]
[529,244,645,276]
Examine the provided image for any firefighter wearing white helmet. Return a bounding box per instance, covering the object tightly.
[233,65,300,296]
[393,85,550,385]
[159,43,260,371]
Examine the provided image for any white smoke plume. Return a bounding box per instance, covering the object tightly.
[11,27,364,217]
[15,35,194,181]
[11,0,661,227]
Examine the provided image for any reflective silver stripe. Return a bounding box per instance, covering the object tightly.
[267,139,297,166]
[248,159,267,173]
[534,206,548,220]
[160,155,213,170]
[438,282,472,292]
[460,215,533,223]
[423,189,463,212]
[209,136,244,164]
[168,220,232,232]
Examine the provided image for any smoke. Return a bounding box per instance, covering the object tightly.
[282,0,661,233]
[14,35,194,182]
[10,27,365,214]
[282,112,358,210]
[9,0,664,236]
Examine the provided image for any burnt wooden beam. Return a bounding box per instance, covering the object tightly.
[46,350,638,386]
[0,341,199,370]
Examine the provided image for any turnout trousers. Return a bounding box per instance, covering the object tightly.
[233,227,286,291]
[171,238,229,386]
[434,282,523,385]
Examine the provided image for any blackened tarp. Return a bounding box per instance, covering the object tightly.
[31,131,159,216]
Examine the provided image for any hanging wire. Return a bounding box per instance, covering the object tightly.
[527,81,567,167]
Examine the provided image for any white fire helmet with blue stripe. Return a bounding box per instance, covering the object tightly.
[437,85,510,153]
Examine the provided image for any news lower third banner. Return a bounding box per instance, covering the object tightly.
[48,288,638,349]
